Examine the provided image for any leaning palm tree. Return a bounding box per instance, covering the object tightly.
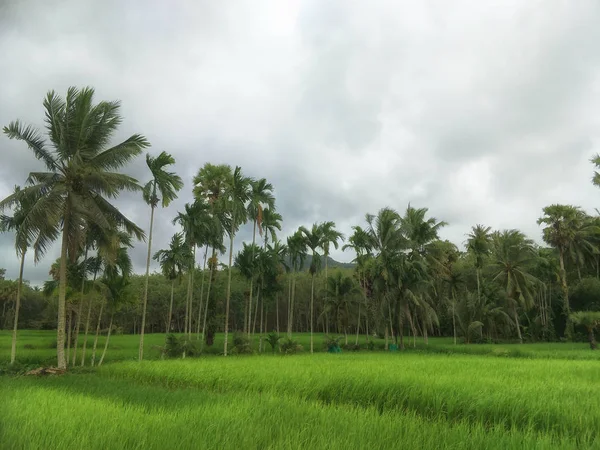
[139,151,183,361]
[300,223,324,353]
[537,205,588,340]
[0,186,53,364]
[221,166,252,356]
[153,232,192,332]
[466,224,492,304]
[1,87,147,368]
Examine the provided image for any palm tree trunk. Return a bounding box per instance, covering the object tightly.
[139,203,156,361]
[98,313,114,366]
[384,326,389,350]
[188,246,196,337]
[355,303,361,345]
[252,285,260,334]
[57,206,71,369]
[91,299,105,367]
[290,270,297,338]
[72,247,88,367]
[423,319,429,345]
[588,327,597,350]
[558,249,573,340]
[452,300,457,345]
[201,248,216,352]
[184,263,192,334]
[80,270,97,366]
[310,273,315,353]
[476,268,481,303]
[167,279,175,332]
[287,273,292,337]
[66,308,73,365]
[514,308,523,343]
[259,293,264,353]
[276,294,280,334]
[246,219,258,335]
[224,226,235,357]
[10,250,26,365]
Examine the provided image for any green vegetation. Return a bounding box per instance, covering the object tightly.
[2,350,599,449]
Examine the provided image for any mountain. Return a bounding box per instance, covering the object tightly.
[287,254,356,271]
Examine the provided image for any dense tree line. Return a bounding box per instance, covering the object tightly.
[2,87,600,367]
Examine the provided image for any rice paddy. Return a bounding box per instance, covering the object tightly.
[2,331,599,449]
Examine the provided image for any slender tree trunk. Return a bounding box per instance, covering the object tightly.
[167,279,175,332]
[184,263,192,334]
[139,202,156,361]
[290,270,297,338]
[384,326,389,350]
[476,268,481,303]
[98,313,114,366]
[252,285,260,334]
[201,248,215,353]
[259,293,264,353]
[66,308,73,365]
[452,293,457,345]
[10,251,26,365]
[91,300,105,367]
[188,246,196,337]
[224,226,235,356]
[57,206,71,369]
[514,308,523,343]
[310,273,315,353]
[588,328,597,350]
[246,219,258,336]
[558,249,573,340]
[72,247,88,367]
[287,273,292,338]
[423,319,429,345]
[355,303,361,345]
[80,270,97,366]
[276,294,280,334]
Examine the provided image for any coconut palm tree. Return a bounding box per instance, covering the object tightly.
[466,224,492,304]
[324,271,360,343]
[571,311,600,350]
[1,87,147,368]
[153,232,192,332]
[300,223,324,353]
[399,205,447,255]
[0,186,53,364]
[221,166,252,356]
[489,230,540,343]
[538,205,589,340]
[139,151,183,361]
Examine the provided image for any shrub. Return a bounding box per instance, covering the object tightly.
[232,333,253,354]
[280,337,302,355]
[324,335,343,353]
[266,332,280,354]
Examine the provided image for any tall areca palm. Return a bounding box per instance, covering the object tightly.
[320,221,344,333]
[466,224,492,304]
[221,166,252,355]
[489,230,540,343]
[139,151,182,361]
[538,205,588,340]
[286,230,307,337]
[1,87,147,368]
[153,232,192,332]
[0,186,52,364]
[300,223,324,353]
[245,180,275,334]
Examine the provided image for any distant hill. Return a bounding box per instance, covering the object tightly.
[288,255,356,271]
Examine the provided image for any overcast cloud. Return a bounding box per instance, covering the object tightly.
[2,0,600,286]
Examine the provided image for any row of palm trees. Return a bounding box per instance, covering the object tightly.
[3,86,600,368]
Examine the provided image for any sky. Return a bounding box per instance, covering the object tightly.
[1,0,600,286]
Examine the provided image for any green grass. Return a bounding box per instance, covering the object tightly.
[2,331,600,449]
[2,330,599,366]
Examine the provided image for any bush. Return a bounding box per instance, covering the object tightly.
[232,333,253,354]
[158,334,200,358]
[280,337,302,355]
[266,332,281,354]
[343,343,361,352]
[367,339,375,351]
[324,335,343,353]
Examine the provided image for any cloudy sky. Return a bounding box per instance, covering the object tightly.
[1,0,600,285]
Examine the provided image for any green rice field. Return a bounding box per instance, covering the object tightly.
[1,331,600,449]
